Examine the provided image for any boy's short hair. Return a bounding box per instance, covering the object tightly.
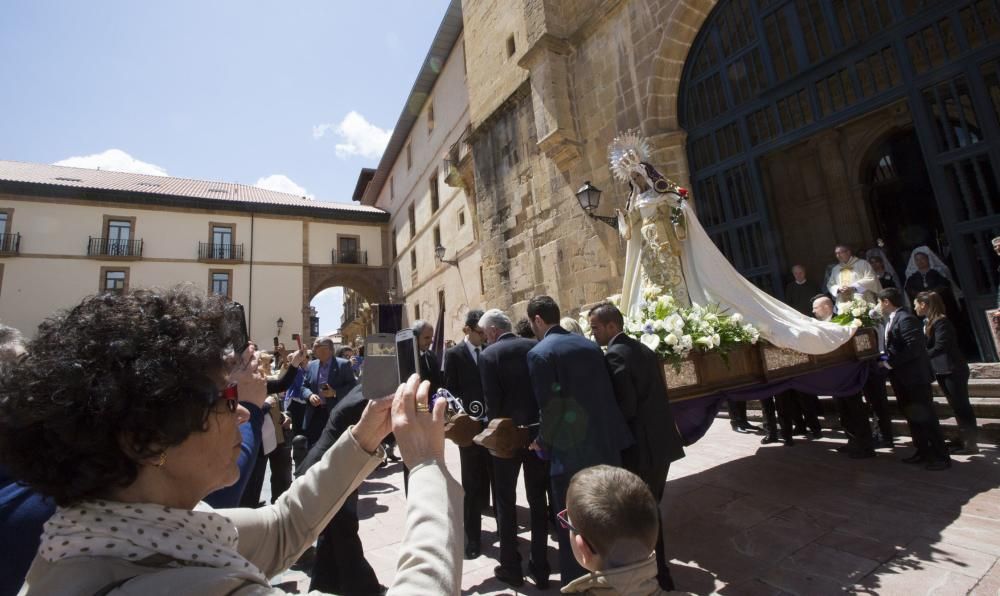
[567,465,658,566]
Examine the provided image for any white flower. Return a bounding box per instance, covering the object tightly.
[640,333,661,351]
[851,307,864,317]
[712,333,721,347]
[653,320,666,331]
[695,336,714,348]
[626,321,642,335]
[731,313,743,323]
[665,333,679,346]
[851,319,863,329]
[680,335,694,349]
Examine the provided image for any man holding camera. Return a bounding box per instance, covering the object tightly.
[302,337,357,447]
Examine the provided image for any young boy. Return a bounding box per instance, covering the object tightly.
[560,465,672,595]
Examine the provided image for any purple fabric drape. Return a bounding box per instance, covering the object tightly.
[670,361,871,445]
[432,302,445,369]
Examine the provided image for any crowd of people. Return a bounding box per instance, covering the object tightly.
[0,287,687,596]
[726,242,982,470]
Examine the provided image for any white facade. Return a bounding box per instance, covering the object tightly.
[369,32,482,343]
[0,186,386,343]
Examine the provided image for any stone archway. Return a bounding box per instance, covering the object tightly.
[303,264,390,339]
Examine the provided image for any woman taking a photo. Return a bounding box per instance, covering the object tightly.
[914,291,979,454]
[0,286,461,595]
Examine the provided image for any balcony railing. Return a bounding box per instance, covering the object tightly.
[199,242,244,262]
[332,249,367,265]
[88,237,143,258]
[0,233,20,255]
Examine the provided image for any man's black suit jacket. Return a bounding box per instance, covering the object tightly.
[418,350,443,396]
[605,333,685,485]
[885,309,933,387]
[443,340,485,417]
[479,333,540,435]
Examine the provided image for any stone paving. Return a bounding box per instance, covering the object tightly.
[268,421,1000,595]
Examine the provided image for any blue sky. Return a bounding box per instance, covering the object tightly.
[0,0,451,334]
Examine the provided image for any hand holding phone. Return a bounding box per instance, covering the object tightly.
[292,333,303,351]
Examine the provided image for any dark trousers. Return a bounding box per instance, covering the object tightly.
[937,367,977,434]
[892,378,949,461]
[310,490,382,595]
[786,391,822,432]
[762,395,794,440]
[650,466,674,591]
[459,444,492,550]
[287,400,307,436]
[239,442,294,508]
[863,364,894,441]
[834,392,874,451]
[727,399,748,427]
[493,451,549,574]
[551,473,587,587]
[304,403,330,447]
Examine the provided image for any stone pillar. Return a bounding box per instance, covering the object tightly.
[518,34,582,172]
[646,128,691,187]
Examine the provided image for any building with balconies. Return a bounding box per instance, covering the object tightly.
[0,160,390,341]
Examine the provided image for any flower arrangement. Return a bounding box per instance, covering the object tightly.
[831,295,882,329]
[581,285,761,369]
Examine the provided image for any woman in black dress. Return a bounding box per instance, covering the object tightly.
[914,291,979,454]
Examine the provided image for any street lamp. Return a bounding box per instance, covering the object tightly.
[387,283,397,304]
[435,244,458,266]
[276,317,284,334]
[575,180,617,229]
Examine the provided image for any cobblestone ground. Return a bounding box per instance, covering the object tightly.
[264,420,1000,595]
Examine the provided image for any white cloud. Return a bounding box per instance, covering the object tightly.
[313,111,392,160]
[54,149,168,176]
[254,174,314,199]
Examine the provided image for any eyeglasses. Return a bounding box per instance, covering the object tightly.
[220,385,239,413]
[557,508,597,551]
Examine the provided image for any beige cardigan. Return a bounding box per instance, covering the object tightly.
[19,429,464,595]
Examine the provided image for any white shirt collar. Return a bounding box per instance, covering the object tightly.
[464,337,481,361]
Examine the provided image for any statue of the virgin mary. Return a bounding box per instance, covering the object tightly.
[610,130,856,355]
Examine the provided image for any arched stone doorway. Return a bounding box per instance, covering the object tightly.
[303,264,390,340]
[672,0,1000,357]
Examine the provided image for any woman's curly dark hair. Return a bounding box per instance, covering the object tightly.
[0,285,234,506]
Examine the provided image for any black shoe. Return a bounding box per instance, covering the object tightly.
[806,429,822,439]
[732,425,751,434]
[836,445,850,453]
[793,425,808,436]
[847,448,876,459]
[464,545,481,560]
[494,565,524,587]
[925,459,951,471]
[902,453,927,464]
[761,435,780,444]
[741,422,762,432]
[528,562,550,589]
[782,438,795,446]
[875,438,894,449]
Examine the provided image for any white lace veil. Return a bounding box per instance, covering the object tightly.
[864,247,901,285]
[905,245,964,299]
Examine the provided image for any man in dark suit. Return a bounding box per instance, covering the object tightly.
[526,295,633,587]
[878,288,951,470]
[413,320,443,395]
[477,308,550,589]
[302,337,357,447]
[588,302,685,591]
[443,309,492,561]
[297,384,383,595]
